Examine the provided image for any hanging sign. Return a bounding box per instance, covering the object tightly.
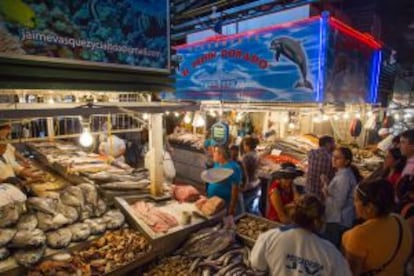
[211,122,229,146]
[0,0,169,71]
[173,18,322,102]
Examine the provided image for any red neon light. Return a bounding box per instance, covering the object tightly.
[174,16,321,50]
[329,17,382,49]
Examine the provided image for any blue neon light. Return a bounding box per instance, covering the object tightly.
[369,50,382,103]
[317,11,329,102]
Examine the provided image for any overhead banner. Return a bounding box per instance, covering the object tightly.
[174,18,322,102]
[0,0,169,71]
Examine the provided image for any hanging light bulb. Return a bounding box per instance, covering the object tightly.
[142,113,149,120]
[283,116,289,123]
[174,112,180,117]
[343,113,350,119]
[394,113,401,121]
[48,98,54,104]
[367,111,373,117]
[184,113,192,124]
[165,110,170,115]
[322,114,329,121]
[313,115,321,123]
[79,128,93,147]
[333,114,339,121]
[236,113,243,122]
[288,122,295,129]
[209,110,216,117]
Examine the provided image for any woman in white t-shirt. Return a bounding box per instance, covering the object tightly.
[250,194,352,276]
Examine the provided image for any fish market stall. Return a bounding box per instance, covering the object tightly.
[114,194,226,246]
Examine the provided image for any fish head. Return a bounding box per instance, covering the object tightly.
[270,39,283,52]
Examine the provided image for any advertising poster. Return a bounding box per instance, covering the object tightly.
[174,18,322,102]
[325,26,377,103]
[0,0,169,71]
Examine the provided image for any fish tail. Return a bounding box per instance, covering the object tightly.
[295,79,313,90]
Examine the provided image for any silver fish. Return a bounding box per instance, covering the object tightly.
[100,180,150,190]
[84,218,106,235]
[94,199,107,217]
[88,171,114,182]
[17,213,38,231]
[0,228,16,247]
[14,245,45,267]
[78,183,98,207]
[27,197,57,216]
[0,247,10,261]
[64,186,85,208]
[46,228,72,249]
[0,204,20,227]
[69,223,91,242]
[180,229,234,257]
[60,190,82,209]
[80,204,94,220]
[56,201,79,224]
[103,210,125,229]
[10,228,46,248]
[36,212,70,231]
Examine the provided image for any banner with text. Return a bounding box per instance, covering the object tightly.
[0,0,169,71]
[174,18,322,102]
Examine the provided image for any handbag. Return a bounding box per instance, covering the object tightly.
[360,215,403,276]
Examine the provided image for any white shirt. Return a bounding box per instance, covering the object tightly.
[250,227,352,276]
[325,167,357,227]
[402,156,414,176]
[99,135,126,163]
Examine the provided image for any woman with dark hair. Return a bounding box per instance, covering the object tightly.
[384,147,406,187]
[251,194,352,276]
[322,146,361,248]
[342,179,412,275]
[266,162,303,224]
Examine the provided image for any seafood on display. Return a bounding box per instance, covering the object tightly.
[102,209,125,230]
[145,225,264,276]
[16,213,38,231]
[10,229,46,249]
[130,201,178,233]
[46,228,72,249]
[29,228,151,276]
[236,215,279,241]
[0,228,16,247]
[14,245,46,267]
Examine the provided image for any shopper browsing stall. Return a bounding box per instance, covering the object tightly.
[342,179,412,276]
[266,163,303,224]
[205,146,242,215]
[322,147,361,248]
[306,136,335,199]
[251,194,352,276]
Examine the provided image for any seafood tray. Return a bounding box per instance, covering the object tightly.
[114,195,224,244]
[235,213,282,247]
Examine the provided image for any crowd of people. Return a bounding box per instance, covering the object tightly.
[203,131,414,275]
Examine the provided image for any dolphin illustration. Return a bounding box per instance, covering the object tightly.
[270,37,313,90]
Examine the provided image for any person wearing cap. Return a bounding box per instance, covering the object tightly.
[206,145,242,215]
[251,194,352,276]
[305,136,335,199]
[266,162,303,224]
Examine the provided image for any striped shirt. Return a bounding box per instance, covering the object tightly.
[306,148,334,198]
